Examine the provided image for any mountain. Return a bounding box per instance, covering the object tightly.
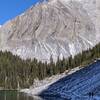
[0,0,99,61]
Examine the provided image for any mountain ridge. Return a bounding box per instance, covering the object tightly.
[0,0,99,61]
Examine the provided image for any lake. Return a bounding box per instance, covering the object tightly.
[0,90,63,100]
[0,90,38,100]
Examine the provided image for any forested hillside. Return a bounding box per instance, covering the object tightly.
[0,43,100,89]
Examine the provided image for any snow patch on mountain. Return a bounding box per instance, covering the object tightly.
[69,43,76,57]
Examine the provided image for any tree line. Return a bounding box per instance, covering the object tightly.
[0,43,100,89]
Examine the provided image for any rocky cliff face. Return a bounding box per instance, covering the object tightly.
[0,0,99,61]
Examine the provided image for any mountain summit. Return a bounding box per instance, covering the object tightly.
[0,0,99,61]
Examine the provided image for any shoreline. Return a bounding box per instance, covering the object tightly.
[0,66,85,97]
[20,67,80,96]
[0,87,21,91]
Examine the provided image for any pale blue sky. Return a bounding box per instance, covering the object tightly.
[0,0,41,25]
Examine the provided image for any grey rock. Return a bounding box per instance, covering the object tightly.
[0,0,99,61]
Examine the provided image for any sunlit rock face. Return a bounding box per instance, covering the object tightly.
[0,0,99,61]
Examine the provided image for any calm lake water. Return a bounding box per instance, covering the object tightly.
[0,90,39,100]
[0,90,63,100]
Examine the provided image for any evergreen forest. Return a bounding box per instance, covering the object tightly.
[0,43,100,89]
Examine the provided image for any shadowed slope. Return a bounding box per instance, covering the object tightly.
[39,60,100,100]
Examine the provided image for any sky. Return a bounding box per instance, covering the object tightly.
[0,0,41,25]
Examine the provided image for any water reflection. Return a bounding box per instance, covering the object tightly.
[0,90,64,100]
[0,90,34,100]
[33,95,63,100]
